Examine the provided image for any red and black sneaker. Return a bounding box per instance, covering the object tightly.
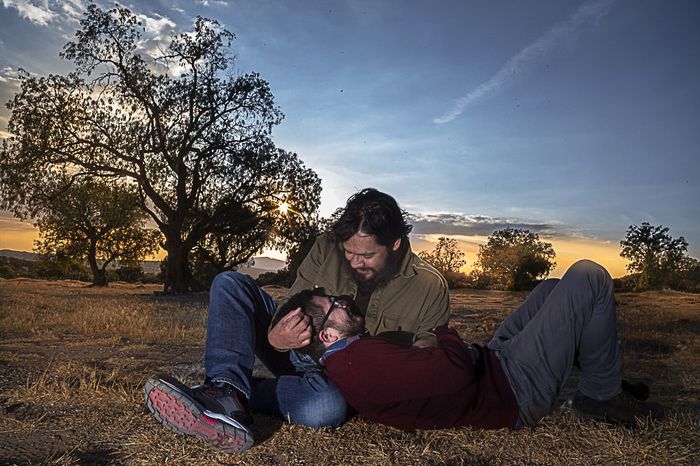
[144,374,253,453]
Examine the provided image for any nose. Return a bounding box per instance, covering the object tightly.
[350,254,364,269]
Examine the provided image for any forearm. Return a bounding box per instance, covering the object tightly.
[412,334,437,348]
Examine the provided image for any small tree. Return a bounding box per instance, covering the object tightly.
[620,222,693,291]
[475,228,556,290]
[32,179,161,286]
[35,250,90,281]
[418,237,470,288]
[418,237,467,273]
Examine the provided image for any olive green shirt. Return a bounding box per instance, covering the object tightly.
[284,233,450,342]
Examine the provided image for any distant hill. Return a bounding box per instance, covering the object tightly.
[0,249,285,277]
[248,256,286,271]
[0,250,38,261]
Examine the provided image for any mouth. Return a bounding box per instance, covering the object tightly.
[355,268,373,276]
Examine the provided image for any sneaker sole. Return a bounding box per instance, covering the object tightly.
[144,375,254,453]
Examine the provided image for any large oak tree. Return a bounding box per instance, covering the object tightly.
[0,5,321,292]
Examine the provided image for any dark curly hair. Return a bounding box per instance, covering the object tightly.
[330,188,412,247]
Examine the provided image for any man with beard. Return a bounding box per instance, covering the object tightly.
[285,262,664,432]
[144,188,449,453]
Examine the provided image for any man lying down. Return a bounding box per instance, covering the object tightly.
[279,260,664,430]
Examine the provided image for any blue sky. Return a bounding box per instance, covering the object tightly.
[1,0,699,277]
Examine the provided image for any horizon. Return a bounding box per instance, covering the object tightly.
[0,226,634,279]
[1,0,699,279]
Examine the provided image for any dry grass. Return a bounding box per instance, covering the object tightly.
[0,278,206,343]
[0,278,698,465]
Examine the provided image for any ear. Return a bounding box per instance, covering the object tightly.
[319,327,340,345]
[391,238,401,252]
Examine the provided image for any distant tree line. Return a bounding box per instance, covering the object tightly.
[417,223,698,293]
[418,229,556,291]
[0,254,162,284]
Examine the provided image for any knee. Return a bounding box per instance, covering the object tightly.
[570,260,608,277]
[210,270,254,293]
[569,260,613,288]
[282,383,348,428]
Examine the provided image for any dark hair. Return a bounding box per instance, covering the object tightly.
[275,289,364,360]
[273,288,327,332]
[330,188,412,247]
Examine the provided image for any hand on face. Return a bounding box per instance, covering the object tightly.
[268,307,312,350]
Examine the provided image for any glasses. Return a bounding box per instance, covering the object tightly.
[318,295,350,330]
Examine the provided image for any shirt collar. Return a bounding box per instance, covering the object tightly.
[319,335,362,364]
[395,238,415,277]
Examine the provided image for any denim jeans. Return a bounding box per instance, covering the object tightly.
[487,260,622,426]
[204,271,347,428]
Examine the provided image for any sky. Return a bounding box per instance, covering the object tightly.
[1,0,699,278]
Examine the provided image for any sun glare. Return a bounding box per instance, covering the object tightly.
[278,201,290,215]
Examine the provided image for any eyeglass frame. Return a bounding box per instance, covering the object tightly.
[317,295,350,330]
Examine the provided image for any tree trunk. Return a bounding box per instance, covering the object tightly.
[87,243,107,286]
[163,231,205,294]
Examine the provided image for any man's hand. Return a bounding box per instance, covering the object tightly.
[268,308,312,350]
[412,335,437,349]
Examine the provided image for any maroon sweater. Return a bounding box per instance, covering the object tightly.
[323,327,520,430]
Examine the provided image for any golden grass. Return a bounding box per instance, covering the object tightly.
[0,278,206,343]
[0,278,699,465]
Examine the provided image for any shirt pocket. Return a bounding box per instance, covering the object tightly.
[376,313,419,334]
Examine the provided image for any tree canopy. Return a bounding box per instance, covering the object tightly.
[620,222,694,291]
[418,237,467,273]
[475,227,556,290]
[0,5,321,292]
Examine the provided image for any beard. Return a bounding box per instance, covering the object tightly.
[345,246,401,289]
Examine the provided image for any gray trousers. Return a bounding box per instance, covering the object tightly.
[487,260,622,426]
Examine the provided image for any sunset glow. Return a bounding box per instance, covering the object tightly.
[413,233,629,279]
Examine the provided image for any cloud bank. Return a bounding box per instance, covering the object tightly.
[408,212,559,238]
[433,0,616,124]
[0,0,178,46]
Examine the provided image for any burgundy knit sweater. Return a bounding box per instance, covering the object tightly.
[323,327,520,430]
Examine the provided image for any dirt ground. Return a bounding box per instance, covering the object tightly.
[0,278,698,465]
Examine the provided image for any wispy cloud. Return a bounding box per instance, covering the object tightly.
[197,0,230,7]
[1,0,56,26]
[60,0,88,23]
[433,0,616,124]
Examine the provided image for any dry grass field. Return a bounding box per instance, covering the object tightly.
[0,278,698,465]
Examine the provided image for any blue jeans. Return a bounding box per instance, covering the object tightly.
[204,272,347,428]
[487,260,622,426]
